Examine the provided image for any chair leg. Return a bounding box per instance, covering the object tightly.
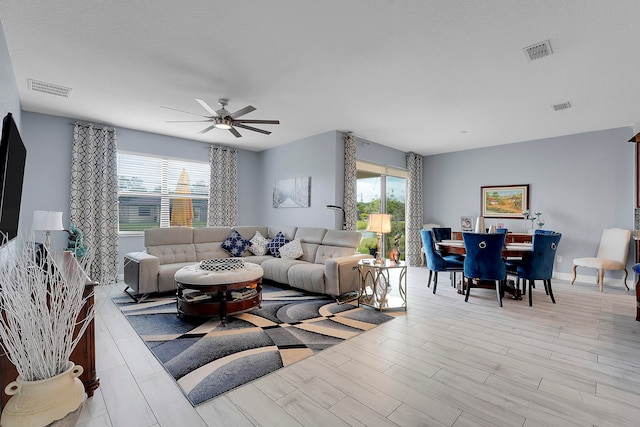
[623,268,629,291]
[528,280,533,306]
[571,265,577,285]
[427,270,433,288]
[541,280,549,295]
[433,272,439,294]
[495,280,503,307]
[599,269,604,292]
[546,279,556,303]
[464,276,471,302]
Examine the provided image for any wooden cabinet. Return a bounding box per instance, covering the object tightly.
[0,255,99,410]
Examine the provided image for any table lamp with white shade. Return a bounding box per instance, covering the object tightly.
[32,210,65,248]
[367,213,392,265]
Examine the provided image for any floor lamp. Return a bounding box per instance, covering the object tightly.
[367,213,392,265]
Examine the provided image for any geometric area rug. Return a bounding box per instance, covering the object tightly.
[112,282,393,406]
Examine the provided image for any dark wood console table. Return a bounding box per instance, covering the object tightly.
[0,252,99,410]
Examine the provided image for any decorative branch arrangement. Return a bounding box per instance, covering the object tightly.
[0,238,94,381]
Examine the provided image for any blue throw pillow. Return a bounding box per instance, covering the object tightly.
[266,231,290,258]
[221,229,252,257]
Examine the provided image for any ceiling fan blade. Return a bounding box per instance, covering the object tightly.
[229,127,242,138]
[199,125,216,134]
[195,98,220,117]
[161,105,208,117]
[166,120,212,123]
[233,119,280,125]
[234,123,272,135]
[229,105,256,119]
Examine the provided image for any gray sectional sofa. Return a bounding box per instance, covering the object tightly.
[123,225,370,300]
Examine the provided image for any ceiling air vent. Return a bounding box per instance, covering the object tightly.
[523,40,553,61]
[28,79,72,98]
[552,102,572,111]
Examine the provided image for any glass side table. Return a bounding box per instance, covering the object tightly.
[357,259,407,311]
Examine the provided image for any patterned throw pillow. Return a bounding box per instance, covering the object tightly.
[266,231,290,258]
[248,230,269,256]
[279,239,304,259]
[220,229,252,257]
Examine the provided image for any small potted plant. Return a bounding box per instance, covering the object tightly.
[0,236,94,427]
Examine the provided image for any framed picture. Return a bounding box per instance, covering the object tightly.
[481,184,529,218]
[273,176,311,208]
[460,216,473,231]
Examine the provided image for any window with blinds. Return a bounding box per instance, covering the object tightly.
[117,152,210,232]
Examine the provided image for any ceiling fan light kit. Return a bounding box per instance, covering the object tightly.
[164,98,279,138]
[214,118,232,130]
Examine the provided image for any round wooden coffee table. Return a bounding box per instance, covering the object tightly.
[174,261,263,325]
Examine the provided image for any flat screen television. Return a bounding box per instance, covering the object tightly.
[0,112,27,242]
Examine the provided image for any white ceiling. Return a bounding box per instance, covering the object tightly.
[2,0,640,155]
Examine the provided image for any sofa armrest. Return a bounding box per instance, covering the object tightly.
[324,254,373,297]
[124,252,160,295]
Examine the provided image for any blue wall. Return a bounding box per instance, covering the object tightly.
[423,127,635,280]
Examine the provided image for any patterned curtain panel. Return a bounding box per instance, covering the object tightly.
[208,146,238,226]
[70,123,119,285]
[405,152,424,265]
[343,133,357,231]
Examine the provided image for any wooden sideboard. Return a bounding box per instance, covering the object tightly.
[0,253,99,410]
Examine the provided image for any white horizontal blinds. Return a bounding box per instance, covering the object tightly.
[116,152,210,231]
[166,159,210,197]
[118,153,163,195]
[160,160,170,228]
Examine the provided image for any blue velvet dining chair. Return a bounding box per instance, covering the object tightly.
[496,228,508,234]
[432,226,465,265]
[506,232,561,306]
[421,230,464,294]
[462,232,507,306]
[431,227,452,242]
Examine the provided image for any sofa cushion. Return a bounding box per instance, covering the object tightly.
[314,245,357,265]
[248,230,270,256]
[266,231,290,258]
[158,261,194,293]
[193,226,233,243]
[221,229,252,257]
[294,227,327,244]
[261,258,306,284]
[233,226,270,241]
[268,226,297,240]
[287,263,326,295]
[145,226,193,246]
[194,242,229,261]
[299,242,319,263]
[321,230,362,248]
[279,239,304,259]
[147,244,197,265]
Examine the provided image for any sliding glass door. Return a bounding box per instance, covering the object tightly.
[356,161,407,259]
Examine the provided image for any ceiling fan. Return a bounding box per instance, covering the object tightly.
[163,98,280,138]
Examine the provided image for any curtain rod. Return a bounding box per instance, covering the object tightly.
[70,121,115,132]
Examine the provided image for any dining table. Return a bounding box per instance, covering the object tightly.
[436,237,533,300]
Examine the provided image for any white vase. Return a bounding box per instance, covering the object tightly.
[475,216,485,233]
[1,361,85,427]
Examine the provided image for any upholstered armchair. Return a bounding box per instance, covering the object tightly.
[571,228,631,292]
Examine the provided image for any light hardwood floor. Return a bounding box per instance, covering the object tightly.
[75,267,640,427]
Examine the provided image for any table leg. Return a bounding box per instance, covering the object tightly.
[220,291,227,326]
